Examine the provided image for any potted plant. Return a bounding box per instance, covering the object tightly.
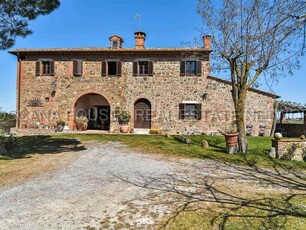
[75,116,89,131]
[114,107,130,133]
[55,118,66,132]
[219,122,239,154]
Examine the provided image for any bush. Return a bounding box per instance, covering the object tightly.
[150,128,161,134]
[0,135,17,157]
[0,111,16,134]
[114,107,130,125]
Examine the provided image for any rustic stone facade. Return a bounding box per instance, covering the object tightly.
[10,32,278,135]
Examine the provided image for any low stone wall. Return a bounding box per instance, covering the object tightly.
[276,124,306,137]
[272,139,306,160]
[10,128,56,136]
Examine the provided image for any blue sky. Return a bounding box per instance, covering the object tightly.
[0,0,305,112]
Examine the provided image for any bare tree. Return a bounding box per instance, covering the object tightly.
[197,0,306,153]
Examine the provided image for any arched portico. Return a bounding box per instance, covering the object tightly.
[74,93,111,130]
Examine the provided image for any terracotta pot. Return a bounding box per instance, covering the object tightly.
[224,133,239,153]
[76,123,87,131]
[120,125,129,133]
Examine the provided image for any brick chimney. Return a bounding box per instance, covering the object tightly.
[134,31,146,49]
[203,35,211,50]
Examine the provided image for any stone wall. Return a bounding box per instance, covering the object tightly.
[272,139,306,160]
[16,52,276,135]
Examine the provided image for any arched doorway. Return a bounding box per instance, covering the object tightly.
[134,98,151,129]
[75,93,110,130]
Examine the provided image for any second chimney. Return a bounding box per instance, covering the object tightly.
[203,35,211,50]
[134,31,146,49]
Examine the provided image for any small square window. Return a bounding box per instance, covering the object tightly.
[179,103,202,120]
[113,41,118,48]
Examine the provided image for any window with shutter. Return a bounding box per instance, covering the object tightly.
[186,61,196,75]
[179,103,202,120]
[73,60,83,77]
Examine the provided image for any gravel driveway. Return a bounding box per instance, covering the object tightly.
[0,141,296,229]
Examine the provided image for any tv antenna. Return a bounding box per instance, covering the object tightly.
[135,14,141,31]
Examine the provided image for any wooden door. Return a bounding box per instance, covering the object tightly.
[134,99,151,129]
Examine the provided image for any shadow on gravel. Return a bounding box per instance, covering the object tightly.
[1,135,86,160]
[117,160,306,229]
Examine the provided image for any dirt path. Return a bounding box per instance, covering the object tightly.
[0,142,299,229]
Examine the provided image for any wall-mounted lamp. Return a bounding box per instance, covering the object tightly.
[202,93,208,100]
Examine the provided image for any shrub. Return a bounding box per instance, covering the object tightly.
[114,107,130,125]
[75,116,89,131]
[149,128,161,134]
[0,135,17,157]
[0,111,16,134]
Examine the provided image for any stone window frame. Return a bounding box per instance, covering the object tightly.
[133,60,153,76]
[180,60,202,77]
[179,102,202,120]
[35,59,55,76]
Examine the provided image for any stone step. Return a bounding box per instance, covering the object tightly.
[133,129,150,134]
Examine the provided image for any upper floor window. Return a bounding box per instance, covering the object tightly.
[73,60,83,77]
[133,61,153,76]
[102,61,122,76]
[36,60,55,76]
[179,103,202,120]
[186,61,196,75]
[180,60,202,76]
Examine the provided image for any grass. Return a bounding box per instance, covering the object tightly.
[2,134,306,171]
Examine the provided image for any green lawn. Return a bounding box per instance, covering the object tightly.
[2,134,306,170]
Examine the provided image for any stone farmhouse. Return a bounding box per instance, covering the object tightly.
[9,31,279,135]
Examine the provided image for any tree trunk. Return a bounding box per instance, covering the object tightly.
[270,101,279,137]
[236,89,248,153]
